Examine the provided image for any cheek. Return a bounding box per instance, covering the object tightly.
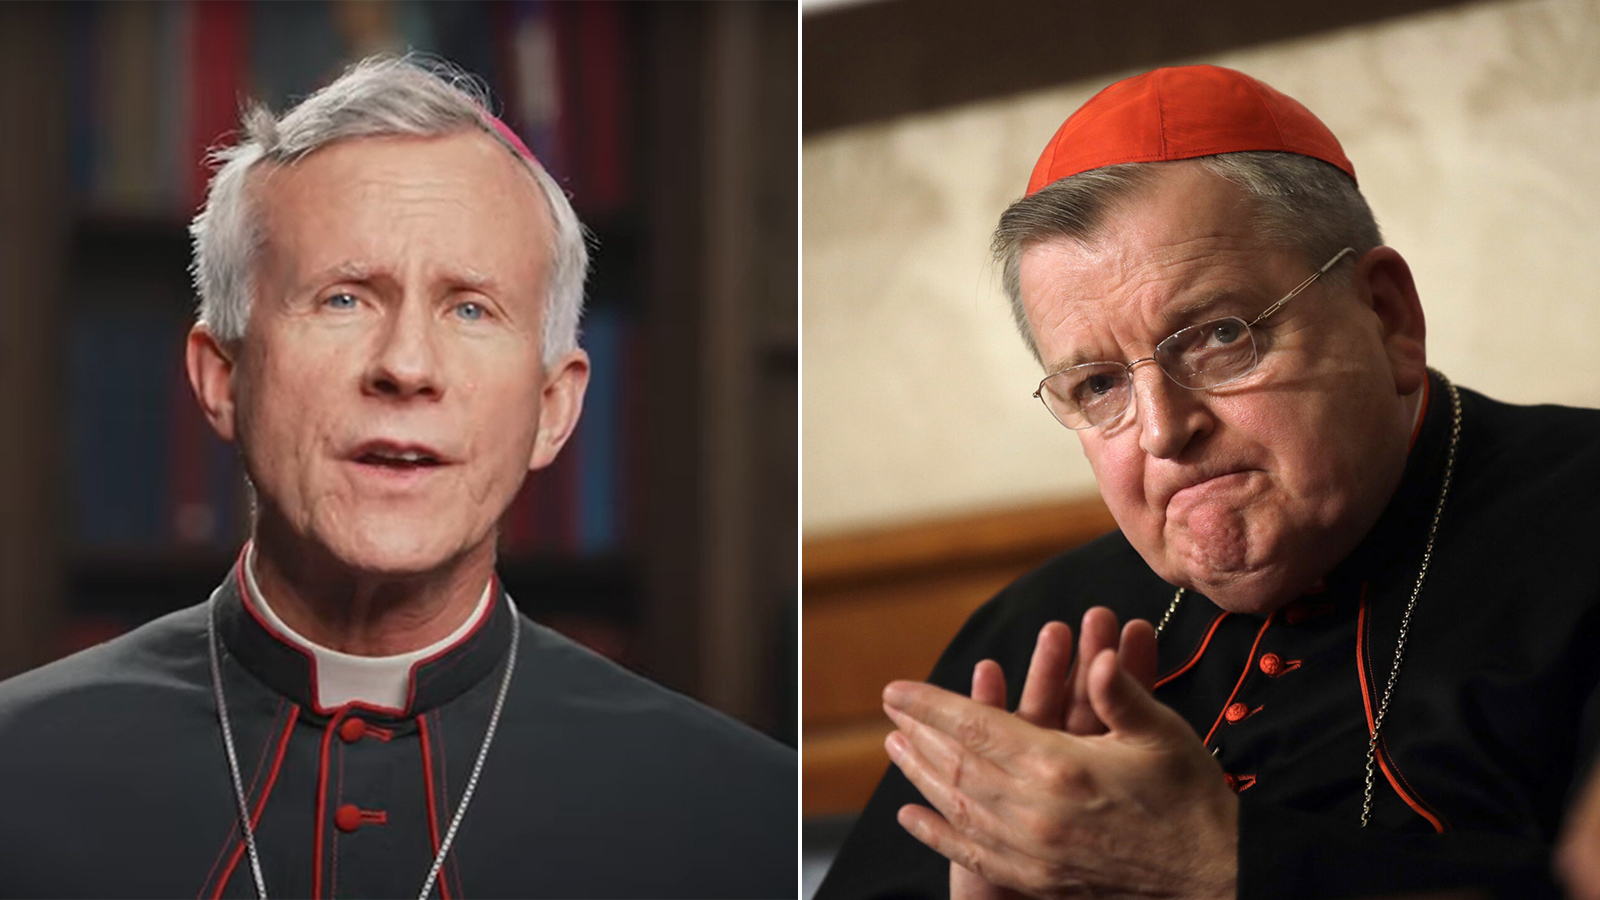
[1082,439,1150,514]
[463,381,545,490]
[236,355,341,477]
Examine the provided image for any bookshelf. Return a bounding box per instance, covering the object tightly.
[0,0,796,742]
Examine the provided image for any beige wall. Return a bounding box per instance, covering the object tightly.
[803,0,1600,537]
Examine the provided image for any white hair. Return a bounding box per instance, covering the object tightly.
[189,54,588,362]
[991,152,1382,364]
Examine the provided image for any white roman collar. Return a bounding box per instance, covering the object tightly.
[243,545,493,711]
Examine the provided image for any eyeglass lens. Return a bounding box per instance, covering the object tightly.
[1038,317,1260,429]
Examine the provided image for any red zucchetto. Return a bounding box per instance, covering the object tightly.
[1026,64,1356,196]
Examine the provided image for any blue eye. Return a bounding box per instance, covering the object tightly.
[324,293,358,310]
[454,301,487,321]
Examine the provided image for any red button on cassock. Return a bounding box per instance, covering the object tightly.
[335,803,362,833]
[1259,653,1283,676]
[339,718,367,743]
[1224,702,1250,723]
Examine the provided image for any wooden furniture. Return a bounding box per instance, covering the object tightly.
[802,495,1118,817]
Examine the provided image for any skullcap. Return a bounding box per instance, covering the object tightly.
[1026,64,1355,195]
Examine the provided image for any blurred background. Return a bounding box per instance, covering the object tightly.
[0,0,796,744]
[801,0,1600,891]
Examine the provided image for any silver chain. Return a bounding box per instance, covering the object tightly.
[207,593,521,899]
[1151,374,1461,828]
[1361,376,1460,826]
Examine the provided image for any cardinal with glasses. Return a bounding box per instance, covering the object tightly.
[817,65,1600,900]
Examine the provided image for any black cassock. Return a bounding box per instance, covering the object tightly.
[818,371,1600,900]
[0,567,796,898]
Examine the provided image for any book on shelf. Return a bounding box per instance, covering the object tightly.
[67,0,633,222]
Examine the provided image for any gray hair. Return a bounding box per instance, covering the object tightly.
[190,54,588,363]
[991,152,1382,364]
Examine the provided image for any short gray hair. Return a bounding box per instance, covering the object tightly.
[992,152,1382,364]
[190,54,588,363]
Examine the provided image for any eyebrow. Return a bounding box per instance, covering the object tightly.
[305,261,377,288]
[300,262,502,295]
[1042,287,1255,376]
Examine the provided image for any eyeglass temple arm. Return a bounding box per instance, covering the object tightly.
[1249,246,1356,326]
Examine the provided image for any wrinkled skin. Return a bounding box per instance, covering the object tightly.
[949,610,1158,900]
[893,161,1431,898]
[887,610,1235,900]
[187,131,588,655]
[1020,162,1427,615]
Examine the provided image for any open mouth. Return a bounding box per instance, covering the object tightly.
[355,449,444,470]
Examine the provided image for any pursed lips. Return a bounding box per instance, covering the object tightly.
[1156,467,1256,509]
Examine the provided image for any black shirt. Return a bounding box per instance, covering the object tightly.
[819,372,1600,900]
[0,566,797,898]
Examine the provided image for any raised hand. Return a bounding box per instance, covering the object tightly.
[1019,609,1158,736]
[949,610,1164,898]
[951,660,1026,900]
[886,647,1237,899]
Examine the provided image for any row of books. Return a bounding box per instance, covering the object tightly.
[68,0,633,219]
[66,303,640,557]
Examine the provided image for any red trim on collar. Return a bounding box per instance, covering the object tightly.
[1407,376,1432,452]
[234,547,333,713]
[234,543,501,717]
[400,573,500,715]
[1356,584,1447,833]
[1155,609,1229,689]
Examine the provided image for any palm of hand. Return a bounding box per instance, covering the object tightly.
[930,608,1229,900]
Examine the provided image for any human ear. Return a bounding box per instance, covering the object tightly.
[528,348,590,472]
[1354,246,1427,396]
[186,324,238,442]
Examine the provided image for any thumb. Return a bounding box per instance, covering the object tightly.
[1085,647,1175,742]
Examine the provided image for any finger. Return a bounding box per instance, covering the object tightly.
[1119,619,1159,691]
[898,805,989,877]
[885,681,1026,761]
[886,704,973,788]
[1066,607,1121,734]
[886,700,1023,795]
[886,731,1009,839]
[1084,647,1182,743]
[897,804,1028,893]
[971,660,1007,709]
[1017,622,1073,727]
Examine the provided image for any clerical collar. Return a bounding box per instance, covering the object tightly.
[214,545,510,717]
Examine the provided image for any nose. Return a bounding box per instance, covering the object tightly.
[363,302,444,401]
[1131,361,1210,459]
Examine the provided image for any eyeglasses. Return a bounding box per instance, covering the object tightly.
[1033,246,1356,430]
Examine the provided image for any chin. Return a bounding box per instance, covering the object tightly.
[1188,575,1301,616]
[315,516,485,579]
[1142,535,1305,616]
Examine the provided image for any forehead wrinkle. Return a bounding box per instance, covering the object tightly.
[298,258,506,299]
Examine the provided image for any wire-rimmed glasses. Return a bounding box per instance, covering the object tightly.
[1033,247,1356,430]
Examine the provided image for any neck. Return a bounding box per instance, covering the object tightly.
[248,526,495,657]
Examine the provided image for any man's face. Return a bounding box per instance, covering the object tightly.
[194,131,586,578]
[1018,163,1423,614]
